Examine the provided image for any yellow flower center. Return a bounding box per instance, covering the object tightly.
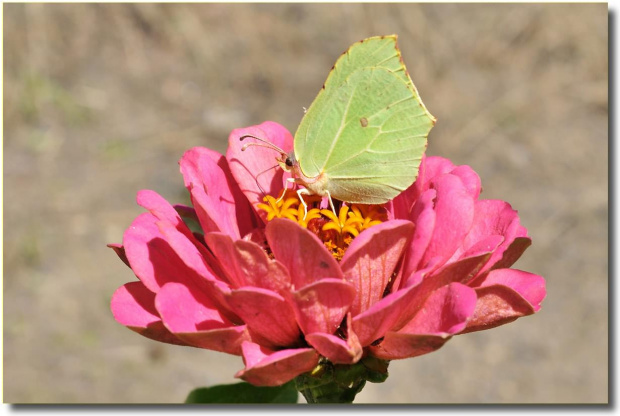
[257,189,387,261]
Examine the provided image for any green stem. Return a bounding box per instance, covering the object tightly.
[294,357,390,404]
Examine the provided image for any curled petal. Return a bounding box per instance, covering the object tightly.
[107,243,130,268]
[463,269,546,333]
[111,282,188,346]
[228,287,301,348]
[412,156,457,196]
[450,165,481,200]
[370,283,477,360]
[290,278,355,336]
[236,342,319,386]
[205,232,291,293]
[123,212,189,292]
[180,147,258,239]
[353,249,492,347]
[227,122,294,213]
[305,314,362,364]
[340,220,414,315]
[418,173,475,272]
[266,218,343,288]
[457,199,531,275]
[137,190,195,240]
[399,189,436,283]
[155,282,247,355]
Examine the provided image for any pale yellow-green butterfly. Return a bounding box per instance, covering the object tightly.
[241,35,436,216]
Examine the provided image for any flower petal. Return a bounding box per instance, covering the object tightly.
[290,278,355,335]
[450,165,482,200]
[179,147,258,239]
[111,282,188,346]
[399,189,437,284]
[205,232,291,293]
[107,243,130,268]
[155,282,247,354]
[226,121,294,213]
[340,220,414,315]
[456,199,531,275]
[463,269,546,333]
[135,189,228,277]
[123,212,187,292]
[228,287,301,348]
[418,172,475,272]
[370,283,477,360]
[136,190,195,239]
[266,218,343,288]
[154,220,238,321]
[236,342,319,386]
[305,313,362,365]
[352,250,491,346]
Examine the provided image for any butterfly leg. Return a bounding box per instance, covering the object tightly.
[326,190,338,218]
[296,188,312,219]
[276,178,295,203]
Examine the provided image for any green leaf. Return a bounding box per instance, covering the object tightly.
[185,381,299,404]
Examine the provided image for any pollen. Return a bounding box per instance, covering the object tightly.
[257,189,386,261]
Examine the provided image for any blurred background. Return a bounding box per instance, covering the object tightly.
[3,3,607,404]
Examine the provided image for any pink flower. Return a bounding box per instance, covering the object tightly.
[110,121,546,386]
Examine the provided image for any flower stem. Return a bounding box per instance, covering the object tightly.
[294,357,390,404]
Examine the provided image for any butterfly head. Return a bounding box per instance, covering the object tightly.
[277,152,298,173]
[240,134,300,171]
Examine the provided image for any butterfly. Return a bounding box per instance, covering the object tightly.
[241,35,435,217]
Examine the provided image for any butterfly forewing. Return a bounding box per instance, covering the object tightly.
[293,35,435,204]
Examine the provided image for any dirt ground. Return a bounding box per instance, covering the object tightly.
[3,3,608,403]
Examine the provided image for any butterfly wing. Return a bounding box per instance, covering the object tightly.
[294,35,435,203]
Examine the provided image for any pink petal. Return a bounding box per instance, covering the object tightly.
[398,189,436,286]
[413,156,457,195]
[369,332,450,361]
[418,173,475,272]
[174,327,250,356]
[352,250,492,346]
[457,199,531,275]
[236,342,319,386]
[492,236,532,271]
[111,282,188,346]
[463,269,546,333]
[370,283,477,359]
[340,220,414,315]
[265,218,343,288]
[179,147,258,239]
[205,232,291,293]
[107,243,130,268]
[137,189,221,265]
[305,314,362,364]
[290,278,355,335]
[351,280,421,347]
[123,212,186,292]
[155,282,231,331]
[154,220,237,321]
[155,282,248,354]
[227,287,301,348]
[450,165,481,200]
[399,283,477,334]
[226,121,294,213]
[136,190,194,239]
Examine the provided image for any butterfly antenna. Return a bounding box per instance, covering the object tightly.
[240,134,287,155]
[254,164,280,197]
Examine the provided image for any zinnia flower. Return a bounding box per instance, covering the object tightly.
[110,121,546,396]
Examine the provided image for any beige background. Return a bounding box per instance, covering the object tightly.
[4,3,608,403]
